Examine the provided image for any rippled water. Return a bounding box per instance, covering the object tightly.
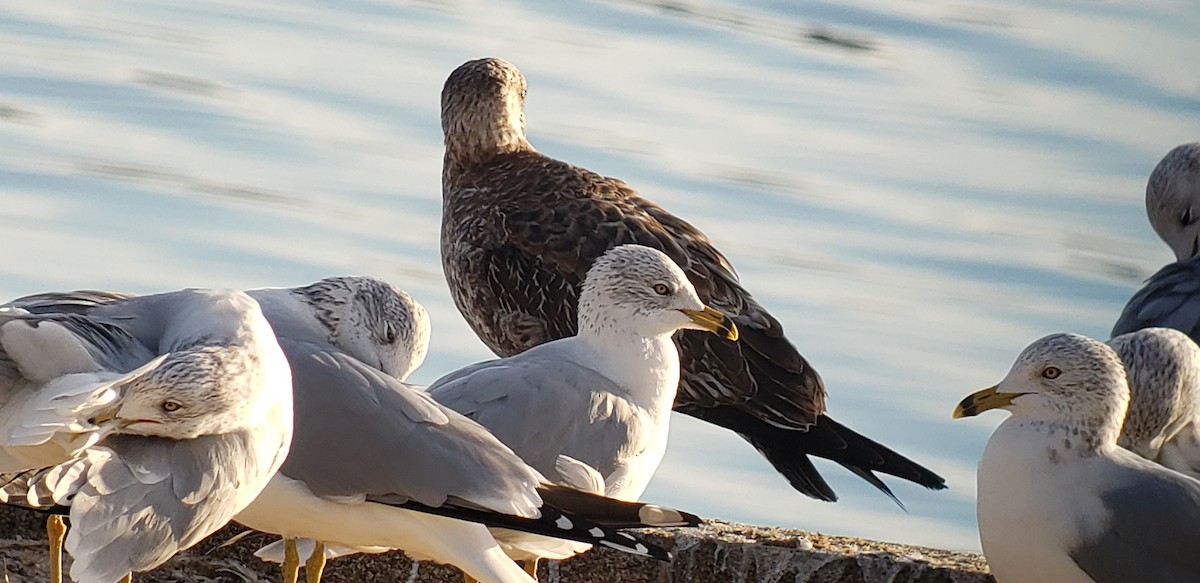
[1,0,1198,553]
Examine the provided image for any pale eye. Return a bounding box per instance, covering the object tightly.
[652,283,670,296]
[162,400,183,413]
[1041,366,1061,379]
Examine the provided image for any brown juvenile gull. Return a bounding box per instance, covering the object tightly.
[0,288,294,583]
[955,333,1200,583]
[439,56,946,503]
[1112,142,1200,338]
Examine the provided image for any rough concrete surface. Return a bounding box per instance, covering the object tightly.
[0,505,993,582]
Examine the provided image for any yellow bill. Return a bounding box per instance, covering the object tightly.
[680,305,738,341]
[953,385,1023,418]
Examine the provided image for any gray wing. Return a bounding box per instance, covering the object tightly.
[0,309,155,396]
[64,431,259,582]
[427,350,644,481]
[1069,460,1200,583]
[8,290,214,359]
[1112,257,1200,339]
[276,338,541,516]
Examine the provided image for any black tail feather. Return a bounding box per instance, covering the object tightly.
[682,405,946,505]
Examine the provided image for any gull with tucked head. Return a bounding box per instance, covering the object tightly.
[0,288,293,583]
[955,332,1200,583]
[1112,143,1200,339]
[255,276,431,381]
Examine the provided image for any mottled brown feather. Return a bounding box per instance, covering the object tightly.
[440,57,946,501]
[446,149,823,425]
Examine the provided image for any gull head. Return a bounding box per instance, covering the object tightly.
[1145,142,1200,262]
[1109,327,1200,460]
[441,57,532,168]
[577,244,737,341]
[955,333,1128,447]
[297,277,430,381]
[89,346,267,439]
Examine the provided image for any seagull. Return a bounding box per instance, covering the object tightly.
[439,56,946,503]
[955,332,1200,582]
[428,245,735,574]
[1112,142,1200,338]
[0,288,293,583]
[1108,327,1200,479]
[230,277,699,583]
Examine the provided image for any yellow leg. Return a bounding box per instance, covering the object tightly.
[304,541,327,583]
[118,574,132,583]
[282,537,300,583]
[523,558,539,580]
[463,574,481,583]
[47,515,67,583]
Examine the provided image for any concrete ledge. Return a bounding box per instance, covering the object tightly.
[0,506,993,582]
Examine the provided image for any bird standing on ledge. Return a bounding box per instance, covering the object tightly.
[438,57,946,503]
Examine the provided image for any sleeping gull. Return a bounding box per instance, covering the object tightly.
[1112,142,1200,338]
[429,244,734,574]
[1108,327,1200,479]
[231,276,698,583]
[954,332,1200,582]
[0,288,293,583]
[439,56,946,503]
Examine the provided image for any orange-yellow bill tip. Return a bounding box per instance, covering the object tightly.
[681,305,738,341]
[953,385,1021,419]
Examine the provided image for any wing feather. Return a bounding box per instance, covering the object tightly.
[1113,257,1200,339]
[276,339,542,518]
[444,151,823,428]
[427,349,643,483]
[1070,460,1200,582]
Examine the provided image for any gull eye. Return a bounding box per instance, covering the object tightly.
[162,400,183,413]
[383,322,398,344]
[652,283,671,296]
[1183,208,1196,226]
[1041,366,1061,379]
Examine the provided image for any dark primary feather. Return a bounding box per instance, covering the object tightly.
[442,149,945,502]
[5,291,133,314]
[385,498,672,562]
[535,483,702,528]
[684,406,947,503]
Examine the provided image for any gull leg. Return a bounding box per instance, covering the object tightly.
[282,537,300,583]
[304,541,327,583]
[463,574,481,583]
[523,558,540,580]
[47,515,66,583]
[118,574,132,583]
